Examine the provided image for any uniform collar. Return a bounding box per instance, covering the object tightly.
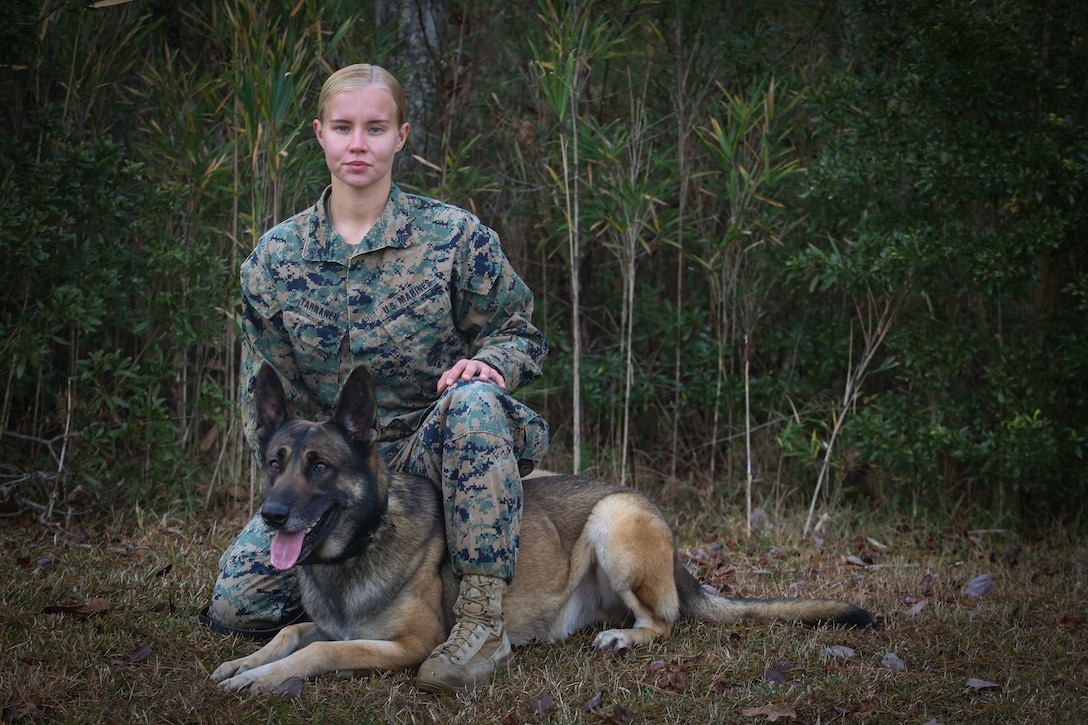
[302,184,412,264]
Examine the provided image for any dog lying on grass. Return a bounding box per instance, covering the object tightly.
[212,364,874,692]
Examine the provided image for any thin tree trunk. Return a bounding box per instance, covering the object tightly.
[376,0,449,167]
[566,0,585,474]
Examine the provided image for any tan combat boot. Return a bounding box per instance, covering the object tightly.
[415,573,512,693]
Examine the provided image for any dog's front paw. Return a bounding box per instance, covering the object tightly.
[218,671,263,692]
[210,657,250,684]
[214,661,299,693]
[215,664,271,692]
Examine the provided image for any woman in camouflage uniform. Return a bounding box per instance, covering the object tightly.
[201,64,549,693]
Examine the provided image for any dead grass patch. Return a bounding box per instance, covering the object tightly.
[1,502,1085,723]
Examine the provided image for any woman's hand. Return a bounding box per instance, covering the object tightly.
[437,359,506,394]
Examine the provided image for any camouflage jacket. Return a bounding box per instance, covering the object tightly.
[239,184,548,452]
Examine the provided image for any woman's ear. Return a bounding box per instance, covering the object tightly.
[396,122,410,152]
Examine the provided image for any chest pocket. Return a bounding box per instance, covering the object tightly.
[377,279,466,362]
[283,300,347,360]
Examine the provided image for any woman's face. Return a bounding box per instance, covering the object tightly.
[313,85,409,192]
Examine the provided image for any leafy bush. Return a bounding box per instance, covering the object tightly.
[796,0,1088,519]
[0,119,231,511]
[2,0,1086,525]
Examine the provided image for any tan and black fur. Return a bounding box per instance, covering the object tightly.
[212,364,873,692]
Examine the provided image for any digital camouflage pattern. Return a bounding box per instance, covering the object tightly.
[208,184,548,631]
[209,515,304,631]
[238,183,547,448]
[387,378,538,580]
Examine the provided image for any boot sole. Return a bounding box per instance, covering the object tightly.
[415,646,512,694]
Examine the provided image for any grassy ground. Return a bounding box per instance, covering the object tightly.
[1,492,1085,724]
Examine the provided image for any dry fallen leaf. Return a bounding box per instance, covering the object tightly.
[965,677,1000,691]
[581,692,603,713]
[850,703,878,718]
[129,644,152,663]
[42,598,110,617]
[603,704,634,724]
[825,645,856,659]
[881,652,907,671]
[1057,614,1083,632]
[907,599,928,616]
[964,573,996,597]
[2,703,43,722]
[741,704,797,721]
[762,668,787,683]
[529,694,555,714]
[647,659,691,692]
[274,676,304,698]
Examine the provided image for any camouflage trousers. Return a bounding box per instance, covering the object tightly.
[204,380,548,632]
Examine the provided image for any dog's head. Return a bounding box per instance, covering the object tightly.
[253,363,387,569]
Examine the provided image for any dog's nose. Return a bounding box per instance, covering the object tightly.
[261,500,290,528]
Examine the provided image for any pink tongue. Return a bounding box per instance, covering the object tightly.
[269,530,306,570]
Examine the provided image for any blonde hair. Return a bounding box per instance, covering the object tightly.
[316,64,408,126]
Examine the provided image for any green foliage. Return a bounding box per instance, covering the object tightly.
[1,0,386,513]
[1,0,1085,523]
[0,0,37,67]
[796,0,1088,516]
[0,120,230,509]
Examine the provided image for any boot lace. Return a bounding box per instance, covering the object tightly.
[434,579,501,657]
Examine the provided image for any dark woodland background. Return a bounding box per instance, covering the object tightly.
[1,0,1086,526]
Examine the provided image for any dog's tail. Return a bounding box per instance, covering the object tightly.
[675,561,875,628]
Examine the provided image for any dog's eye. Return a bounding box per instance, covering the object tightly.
[313,461,328,473]
[268,459,281,471]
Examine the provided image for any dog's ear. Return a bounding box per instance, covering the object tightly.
[332,365,380,447]
[254,363,290,447]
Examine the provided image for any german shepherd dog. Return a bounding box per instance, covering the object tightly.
[212,364,873,693]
